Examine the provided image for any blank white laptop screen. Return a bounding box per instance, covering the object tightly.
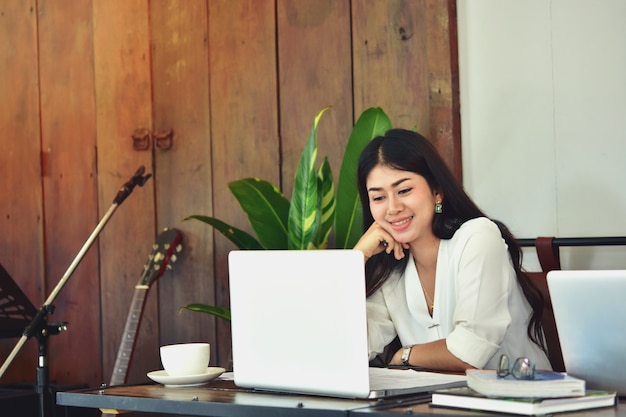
[547,269,626,395]
[228,249,466,399]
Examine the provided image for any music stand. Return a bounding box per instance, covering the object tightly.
[0,264,38,339]
[0,264,68,415]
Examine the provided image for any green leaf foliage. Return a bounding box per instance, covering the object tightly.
[184,106,392,322]
[178,304,232,321]
[335,107,392,249]
[315,157,335,249]
[184,215,263,249]
[288,106,330,249]
[229,178,290,249]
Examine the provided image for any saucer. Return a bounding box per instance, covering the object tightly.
[147,367,225,387]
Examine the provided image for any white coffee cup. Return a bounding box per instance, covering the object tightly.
[160,343,210,376]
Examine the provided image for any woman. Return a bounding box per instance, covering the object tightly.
[354,129,552,372]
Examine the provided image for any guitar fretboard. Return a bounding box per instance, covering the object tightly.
[109,286,149,386]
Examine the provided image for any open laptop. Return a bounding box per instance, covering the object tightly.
[227,249,466,399]
[547,269,626,395]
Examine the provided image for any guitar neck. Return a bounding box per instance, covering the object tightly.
[107,227,183,387]
[109,285,149,386]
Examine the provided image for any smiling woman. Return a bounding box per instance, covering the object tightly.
[353,129,552,373]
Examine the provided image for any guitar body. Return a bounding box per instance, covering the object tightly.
[108,228,183,386]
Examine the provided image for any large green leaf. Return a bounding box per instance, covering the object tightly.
[185,215,263,249]
[314,157,335,249]
[288,107,329,249]
[229,178,290,249]
[335,107,391,249]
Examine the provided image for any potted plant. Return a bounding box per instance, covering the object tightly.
[179,107,391,319]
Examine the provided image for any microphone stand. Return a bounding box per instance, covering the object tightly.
[0,166,151,417]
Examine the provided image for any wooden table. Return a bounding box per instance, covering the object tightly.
[56,380,624,417]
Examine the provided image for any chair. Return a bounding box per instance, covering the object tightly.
[526,237,566,372]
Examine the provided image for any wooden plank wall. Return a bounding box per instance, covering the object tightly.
[0,0,43,384]
[151,0,216,358]
[38,0,101,386]
[92,0,158,386]
[0,0,459,389]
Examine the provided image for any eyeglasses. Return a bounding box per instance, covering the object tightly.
[496,354,536,380]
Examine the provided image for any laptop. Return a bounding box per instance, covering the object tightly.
[547,269,626,395]
[227,249,466,399]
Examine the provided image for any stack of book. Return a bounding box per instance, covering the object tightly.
[431,369,617,416]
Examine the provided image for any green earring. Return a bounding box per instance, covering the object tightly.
[435,202,443,214]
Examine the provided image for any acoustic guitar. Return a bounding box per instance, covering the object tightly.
[108,228,183,386]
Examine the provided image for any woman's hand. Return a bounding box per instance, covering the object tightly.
[354,222,408,261]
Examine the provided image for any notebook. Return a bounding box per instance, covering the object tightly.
[227,249,466,399]
[547,269,626,395]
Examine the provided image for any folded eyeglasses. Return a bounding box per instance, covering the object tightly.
[496,354,536,380]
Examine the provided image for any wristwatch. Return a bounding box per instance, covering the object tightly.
[401,345,412,366]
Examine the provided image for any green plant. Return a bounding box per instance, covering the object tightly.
[179,107,391,318]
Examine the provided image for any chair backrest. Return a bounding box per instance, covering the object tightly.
[526,237,565,372]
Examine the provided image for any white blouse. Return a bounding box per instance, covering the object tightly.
[367,217,552,370]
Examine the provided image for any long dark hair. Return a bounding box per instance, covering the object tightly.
[357,129,546,351]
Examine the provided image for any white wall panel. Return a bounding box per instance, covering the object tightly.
[457,0,626,270]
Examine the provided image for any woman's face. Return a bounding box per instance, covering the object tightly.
[365,165,441,246]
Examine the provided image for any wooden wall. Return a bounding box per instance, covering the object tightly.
[0,0,459,388]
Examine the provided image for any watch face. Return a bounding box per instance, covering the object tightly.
[401,346,411,365]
